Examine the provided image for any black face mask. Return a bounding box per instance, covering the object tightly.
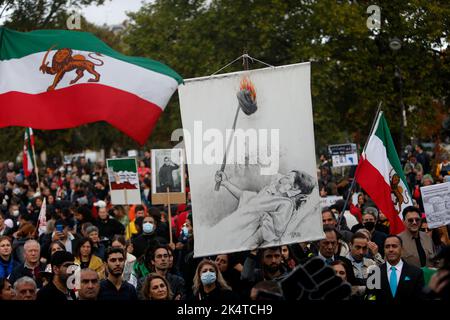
[363,222,375,231]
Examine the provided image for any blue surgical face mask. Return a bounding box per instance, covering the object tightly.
[182,226,189,237]
[200,271,216,286]
[142,222,154,234]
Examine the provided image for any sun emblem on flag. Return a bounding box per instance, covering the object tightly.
[39,45,104,91]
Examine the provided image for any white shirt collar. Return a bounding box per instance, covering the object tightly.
[318,252,334,261]
[386,259,403,270]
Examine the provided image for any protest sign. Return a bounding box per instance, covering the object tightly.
[320,196,344,208]
[151,148,186,205]
[421,182,450,229]
[328,143,358,167]
[106,158,141,205]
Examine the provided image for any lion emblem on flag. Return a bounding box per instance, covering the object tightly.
[39,45,104,91]
[389,169,409,213]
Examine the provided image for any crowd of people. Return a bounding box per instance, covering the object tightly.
[0,145,449,301]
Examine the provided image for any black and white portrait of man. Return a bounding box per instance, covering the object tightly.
[151,149,185,193]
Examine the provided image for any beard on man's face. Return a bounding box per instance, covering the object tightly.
[108,266,124,277]
[264,263,280,274]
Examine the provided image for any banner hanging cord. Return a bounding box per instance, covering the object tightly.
[210,53,275,76]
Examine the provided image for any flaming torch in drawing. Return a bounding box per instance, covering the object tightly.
[214,76,258,191]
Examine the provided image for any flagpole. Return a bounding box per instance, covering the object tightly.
[336,102,382,230]
[30,129,41,193]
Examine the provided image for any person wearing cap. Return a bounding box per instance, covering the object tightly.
[36,251,77,300]
[351,207,387,257]
[94,203,125,242]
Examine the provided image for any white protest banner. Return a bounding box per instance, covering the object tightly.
[106,157,141,205]
[320,196,344,208]
[421,182,450,229]
[178,62,323,257]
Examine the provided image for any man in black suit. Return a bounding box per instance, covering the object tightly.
[374,235,424,303]
[317,226,353,266]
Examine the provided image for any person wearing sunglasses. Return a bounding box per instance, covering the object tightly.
[398,206,435,268]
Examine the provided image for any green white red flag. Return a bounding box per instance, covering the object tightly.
[23,127,35,177]
[355,112,412,234]
[0,27,182,145]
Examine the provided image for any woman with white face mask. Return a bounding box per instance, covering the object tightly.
[192,259,238,301]
[131,215,168,260]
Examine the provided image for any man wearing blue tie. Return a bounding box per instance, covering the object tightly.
[374,235,425,302]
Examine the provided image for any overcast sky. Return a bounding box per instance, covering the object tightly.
[82,0,149,25]
[0,0,149,26]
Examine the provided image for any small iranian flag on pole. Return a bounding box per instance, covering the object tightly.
[356,112,412,234]
[37,197,47,236]
[23,127,35,177]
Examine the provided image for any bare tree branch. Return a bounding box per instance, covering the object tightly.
[42,0,66,27]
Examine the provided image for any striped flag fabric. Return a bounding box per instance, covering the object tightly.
[0,27,182,145]
[37,197,47,236]
[23,127,35,177]
[355,112,412,234]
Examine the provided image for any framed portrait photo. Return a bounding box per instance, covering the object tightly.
[151,148,186,204]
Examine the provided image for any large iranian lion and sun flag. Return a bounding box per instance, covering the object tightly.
[356,111,412,234]
[0,27,182,145]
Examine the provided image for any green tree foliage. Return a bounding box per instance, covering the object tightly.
[124,0,450,154]
[1,0,105,30]
[1,0,449,162]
